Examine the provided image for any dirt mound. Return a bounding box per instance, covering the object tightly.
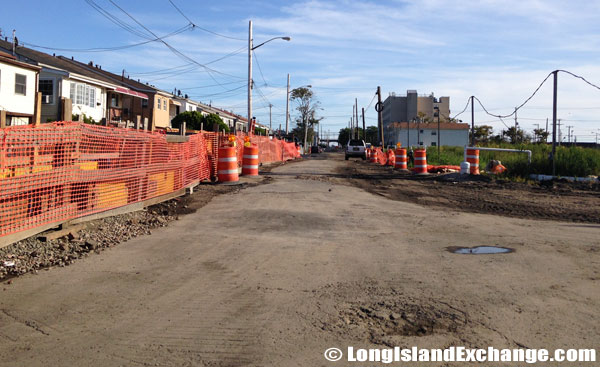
[314,281,470,347]
[340,299,468,345]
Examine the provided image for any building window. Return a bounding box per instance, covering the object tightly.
[70,82,96,107]
[111,94,119,108]
[39,79,54,104]
[157,98,161,110]
[419,129,424,133]
[142,98,148,108]
[164,100,167,110]
[15,74,27,95]
[431,142,437,146]
[431,131,437,135]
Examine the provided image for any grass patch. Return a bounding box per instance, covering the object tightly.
[419,144,600,178]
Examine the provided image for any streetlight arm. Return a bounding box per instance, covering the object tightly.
[252,36,291,50]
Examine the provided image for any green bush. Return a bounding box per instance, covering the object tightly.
[171,112,229,132]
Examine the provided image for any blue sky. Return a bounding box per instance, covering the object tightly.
[2,0,600,141]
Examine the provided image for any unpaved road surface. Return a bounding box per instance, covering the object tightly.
[0,154,598,366]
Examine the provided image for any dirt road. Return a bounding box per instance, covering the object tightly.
[1,154,598,366]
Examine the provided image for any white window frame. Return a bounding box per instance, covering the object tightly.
[70,82,97,107]
[15,73,27,95]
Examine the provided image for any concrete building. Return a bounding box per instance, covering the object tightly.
[382,90,450,126]
[0,50,40,126]
[385,121,469,148]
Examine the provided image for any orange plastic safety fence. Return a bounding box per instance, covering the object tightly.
[218,133,300,168]
[374,148,387,165]
[0,122,212,238]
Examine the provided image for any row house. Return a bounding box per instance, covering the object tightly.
[0,50,40,126]
[0,38,247,132]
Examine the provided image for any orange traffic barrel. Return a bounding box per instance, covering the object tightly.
[386,149,395,166]
[414,149,428,174]
[369,149,377,163]
[217,146,239,182]
[242,145,259,176]
[366,148,371,160]
[395,148,408,170]
[466,148,480,175]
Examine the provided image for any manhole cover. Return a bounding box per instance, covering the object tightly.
[448,246,514,254]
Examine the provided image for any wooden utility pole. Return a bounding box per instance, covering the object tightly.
[354,98,358,139]
[361,107,365,141]
[551,70,557,175]
[269,103,272,131]
[377,86,384,147]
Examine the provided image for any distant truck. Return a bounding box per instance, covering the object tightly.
[345,139,367,160]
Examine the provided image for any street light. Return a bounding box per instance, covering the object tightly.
[285,78,311,135]
[434,106,440,157]
[248,20,290,133]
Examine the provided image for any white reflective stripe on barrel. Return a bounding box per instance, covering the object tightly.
[242,165,259,169]
[243,154,259,159]
[218,169,238,174]
[414,157,426,160]
[466,155,479,159]
[218,157,238,162]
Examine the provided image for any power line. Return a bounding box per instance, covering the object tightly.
[23,24,192,52]
[106,0,243,86]
[558,69,600,92]
[452,98,471,119]
[167,0,245,41]
[252,51,268,87]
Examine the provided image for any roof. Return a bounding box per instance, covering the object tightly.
[0,48,41,71]
[389,122,470,130]
[0,39,120,84]
[0,39,168,96]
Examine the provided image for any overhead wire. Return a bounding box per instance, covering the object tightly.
[105,0,244,86]
[167,0,245,41]
[23,24,193,52]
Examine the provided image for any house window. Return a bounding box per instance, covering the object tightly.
[39,79,54,104]
[431,131,437,135]
[164,100,167,110]
[70,82,97,107]
[431,142,437,146]
[142,98,148,108]
[111,94,119,107]
[419,129,424,133]
[15,74,27,95]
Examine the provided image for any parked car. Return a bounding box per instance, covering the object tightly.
[345,139,366,160]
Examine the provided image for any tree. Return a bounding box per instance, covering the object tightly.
[533,128,550,143]
[290,87,322,152]
[364,126,379,145]
[203,113,229,132]
[171,112,229,132]
[503,126,530,144]
[473,125,493,144]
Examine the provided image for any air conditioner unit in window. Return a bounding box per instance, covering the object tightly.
[42,95,51,104]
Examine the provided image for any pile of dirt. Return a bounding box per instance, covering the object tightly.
[0,183,252,281]
[334,156,600,223]
[314,281,470,347]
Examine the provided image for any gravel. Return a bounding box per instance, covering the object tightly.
[0,181,253,281]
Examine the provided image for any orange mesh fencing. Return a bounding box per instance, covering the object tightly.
[219,133,300,167]
[374,148,387,165]
[0,122,212,238]
[1,124,300,239]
